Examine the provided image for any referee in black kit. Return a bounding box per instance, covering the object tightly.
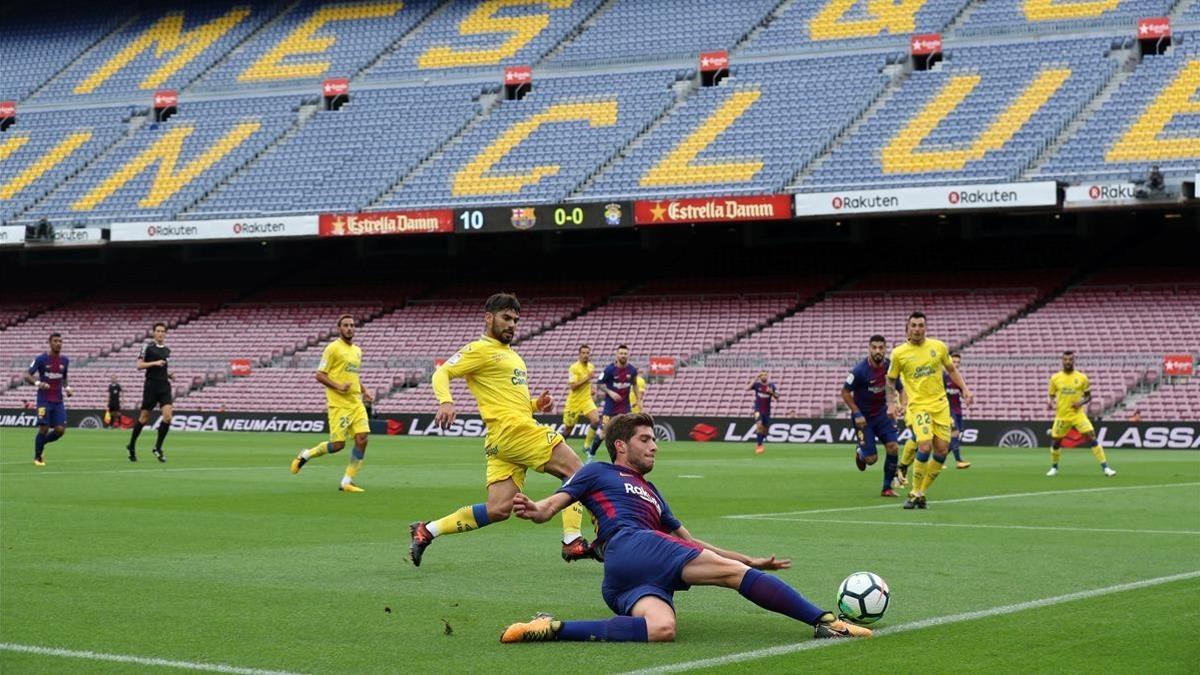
[127,322,175,462]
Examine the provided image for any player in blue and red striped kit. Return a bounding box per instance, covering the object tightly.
[501,413,871,643]
[747,371,778,454]
[24,333,73,466]
[944,353,971,469]
[584,345,638,459]
[841,335,903,497]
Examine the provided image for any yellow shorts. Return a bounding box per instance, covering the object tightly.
[485,420,564,489]
[909,405,952,443]
[328,403,369,444]
[562,400,598,428]
[1052,414,1094,439]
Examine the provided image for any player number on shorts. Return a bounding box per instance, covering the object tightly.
[915,412,932,425]
[553,207,584,226]
[458,210,484,230]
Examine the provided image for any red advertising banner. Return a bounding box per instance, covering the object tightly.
[319,211,454,237]
[1138,17,1171,39]
[1163,354,1194,376]
[322,78,350,96]
[0,101,14,119]
[634,195,792,225]
[649,356,677,376]
[504,66,532,85]
[912,33,940,54]
[153,90,178,109]
[230,359,252,377]
[699,50,729,72]
[910,34,942,55]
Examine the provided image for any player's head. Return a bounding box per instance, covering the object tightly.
[951,352,961,368]
[337,314,355,342]
[605,412,657,472]
[758,371,768,383]
[578,344,591,363]
[615,344,629,366]
[1062,350,1075,371]
[906,312,926,343]
[152,322,167,343]
[47,332,62,354]
[484,293,521,344]
[110,374,118,383]
[868,334,887,363]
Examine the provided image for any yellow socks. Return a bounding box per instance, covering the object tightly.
[911,457,928,496]
[302,441,331,460]
[428,504,485,537]
[584,426,596,452]
[900,440,917,468]
[1051,448,1062,466]
[562,501,584,543]
[1091,444,1107,464]
[341,445,364,485]
[920,456,945,494]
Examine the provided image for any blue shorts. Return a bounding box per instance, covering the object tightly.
[602,403,631,418]
[754,410,771,427]
[37,402,67,427]
[857,414,899,457]
[600,529,704,616]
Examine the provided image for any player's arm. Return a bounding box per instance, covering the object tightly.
[1075,387,1092,409]
[770,384,779,400]
[671,525,791,571]
[943,359,973,407]
[568,367,592,391]
[530,390,552,413]
[512,491,574,523]
[885,376,900,418]
[136,343,165,370]
[1047,378,1057,410]
[600,367,620,401]
[62,358,72,396]
[841,373,865,427]
[432,346,485,428]
[23,361,47,389]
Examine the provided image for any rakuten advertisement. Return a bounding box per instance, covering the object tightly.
[0,226,26,247]
[794,181,1058,216]
[111,216,319,242]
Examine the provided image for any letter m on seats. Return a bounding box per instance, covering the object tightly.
[75,8,251,94]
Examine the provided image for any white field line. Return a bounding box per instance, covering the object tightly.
[725,481,1200,519]
[0,642,305,675]
[745,516,1200,536]
[0,466,289,478]
[623,570,1200,674]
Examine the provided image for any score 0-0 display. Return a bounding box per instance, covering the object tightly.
[453,202,632,233]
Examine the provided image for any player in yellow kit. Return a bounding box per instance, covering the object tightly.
[630,373,647,413]
[563,345,603,462]
[1046,351,1116,477]
[409,293,592,567]
[290,315,373,492]
[886,312,973,509]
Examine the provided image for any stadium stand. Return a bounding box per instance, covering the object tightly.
[551,0,778,66]
[29,2,284,103]
[806,37,1120,189]
[194,0,442,90]
[584,55,892,200]
[186,85,483,217]
[954,0,1175,37]
[23,97,299,224]
[1036,31,1200,182]
[362,0,603,79]
[0,7,124,102]
[1120,374,1200,422]
[740,0,970,53]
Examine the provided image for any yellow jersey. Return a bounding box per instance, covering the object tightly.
[1048,370,1090,418]
[565,360,595,410]
[887,338,951,412]
[433,335,538,431]
[631,374,646,412]
[317,338,362,408]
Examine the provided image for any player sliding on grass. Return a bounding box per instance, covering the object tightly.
[500,413,871,643]
[409,293,592,567]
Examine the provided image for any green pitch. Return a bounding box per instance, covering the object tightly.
[2,430,1198,674]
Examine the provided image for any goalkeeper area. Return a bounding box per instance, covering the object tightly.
[2,430,1197,673]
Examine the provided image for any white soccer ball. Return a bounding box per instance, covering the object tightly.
[837,571,890,625]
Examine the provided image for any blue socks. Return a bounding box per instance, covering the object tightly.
[738,568,825,625]
[950,436,963,461]
[882,453,898,490]
[557,616,648,642]
[756,432,765,445]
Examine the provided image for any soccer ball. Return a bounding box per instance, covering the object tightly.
[836,571,890,625]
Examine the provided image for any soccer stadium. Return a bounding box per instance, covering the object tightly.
[2,0,1198,672]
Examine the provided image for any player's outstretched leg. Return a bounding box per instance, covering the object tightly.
[339,435,367,492]
[501,612,651,643]
[291,440,339,474]
[881,449,899,497]
[410,502,499,567]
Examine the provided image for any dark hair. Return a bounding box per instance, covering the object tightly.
[869,334,886,344]
[605,412,655,462]
[337,313,354,325]
[484,293,521,314]
[153,322,167,331]
[49,332,61,340]
[617,344,629,351]
[950,352,961,359]
[579,344,590,352]
[1063,350,1075,356]
[908,311,926,322]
